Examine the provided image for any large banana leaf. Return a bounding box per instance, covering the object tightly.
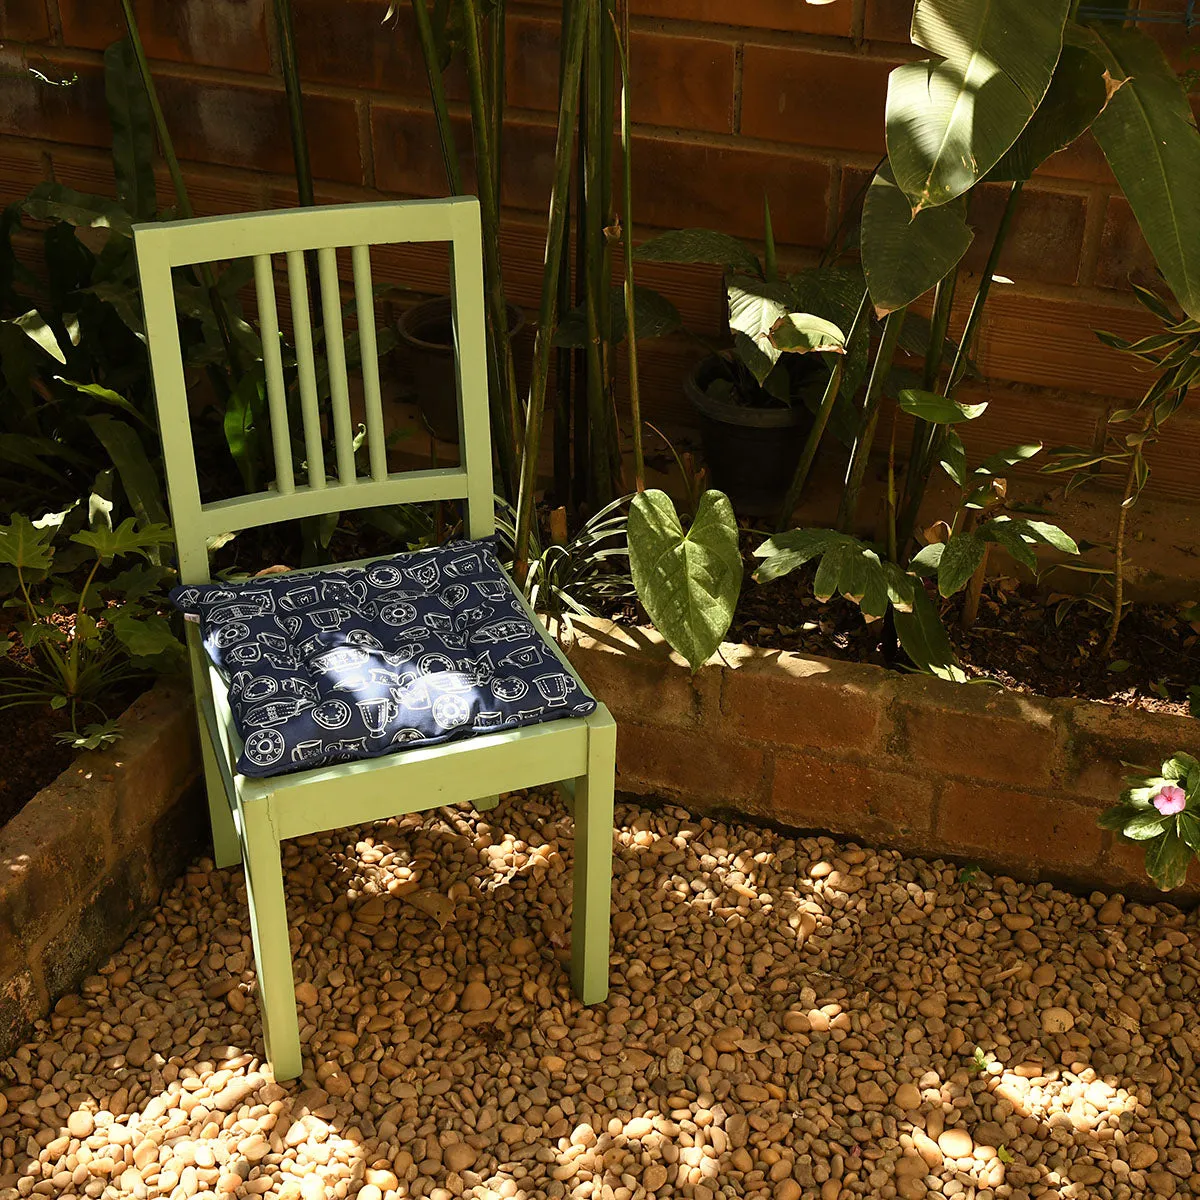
[861,163,973,316]
[1086,24,1200,322]
[887,0,1072,210]
[986,43,1109,182]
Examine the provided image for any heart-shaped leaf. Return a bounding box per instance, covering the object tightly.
[629,489,742,672]
[937,532,987,597]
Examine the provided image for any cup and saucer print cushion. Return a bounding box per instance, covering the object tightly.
[170,538,595,778]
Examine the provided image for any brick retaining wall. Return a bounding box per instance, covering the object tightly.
[560,618,1200,901]
[2,0,1199,500]
[0,681,204,1055]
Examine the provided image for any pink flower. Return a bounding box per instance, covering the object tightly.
[1152,784,1187,816]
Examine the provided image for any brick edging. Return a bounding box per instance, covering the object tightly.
[557,618,1200,900]
[0,679,204,1055]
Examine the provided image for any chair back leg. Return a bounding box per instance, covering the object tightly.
[240,801,304,1081]
[199,719,241,870]
[570,708,617,1005]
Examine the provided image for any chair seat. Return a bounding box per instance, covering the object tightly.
[172,538,595,778]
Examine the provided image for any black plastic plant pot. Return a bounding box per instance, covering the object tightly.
[685,354,817,515]
[398,297,524,444]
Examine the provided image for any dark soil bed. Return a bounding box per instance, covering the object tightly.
[611,542,1200,718]
[0,705,79,829]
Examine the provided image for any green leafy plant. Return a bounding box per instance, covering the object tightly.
[1043,283,1200,655]
[407,0,745,666]
[859,3,1200,563]
[1099,753,1200,891]
[495,496,635,621]
[756,391,1078,678]
[0,509,182,747]
[634,209,861,414]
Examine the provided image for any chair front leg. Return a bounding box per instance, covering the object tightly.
[239,797,303,1081]
[570,707,617,1005]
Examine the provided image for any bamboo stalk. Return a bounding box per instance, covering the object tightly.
[272,0,314,206]
[410,0,464,194]
[553,0,577,505]
[117,0,240,380]
[897,270,959,552]
[461,0,521,491]
[776,287,871,530]
[836,307,907,532]
[488,3,506,210]
[582,0,609,508]
[513,0,588,583]
[896,180,1025,557]
[612,4,643,491]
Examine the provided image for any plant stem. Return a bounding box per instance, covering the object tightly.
[461,0,520,491]
[1104,412,1154,655]
[488,2,506,209]
[836,307,907,533]
[118,0,190,219]
[512,0,588,583]
[947,181,1024,394]
[776,287,871,530]
[582,0,609,508]
[896,180,1024,557]
[612,4,643,492]
[410,0,464,193]
[117,0,241,380]
[886,410,899,562]
[272,0,314,206]
[961,543,989,629]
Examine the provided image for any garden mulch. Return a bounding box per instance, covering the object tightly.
[1,790,1197,1200]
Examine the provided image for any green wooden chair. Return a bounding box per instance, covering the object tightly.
[133,197,616,1082]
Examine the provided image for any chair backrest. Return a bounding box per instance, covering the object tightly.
[133,197,494,584]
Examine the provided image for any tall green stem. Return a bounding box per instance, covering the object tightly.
[272,0,314,206]
[896,180,1025,556]
[582,0,610,507]
[513,0,588,582]
[488,4,506,213]
[836,307,907,532]
[411,0,464,193]
[461,0,520,493]
[612,5,643,491]
[776,287,872,530]
[117,0,241,381]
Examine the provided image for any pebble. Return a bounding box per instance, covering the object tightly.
[1041,1006,1075,1033]
[460,980,491,1011]
[0,791,1194,1200]
[937,1129,974,1158]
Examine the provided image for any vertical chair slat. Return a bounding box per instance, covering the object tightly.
[286,251,326,489]
[253,254,294,495]
[352,245,388,483]
[318,247,357,486]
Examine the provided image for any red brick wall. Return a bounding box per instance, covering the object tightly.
[562,617,1200,901]
[2,0,1198,499]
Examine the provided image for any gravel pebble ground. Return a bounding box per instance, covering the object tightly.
[2,791,1199,1200]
